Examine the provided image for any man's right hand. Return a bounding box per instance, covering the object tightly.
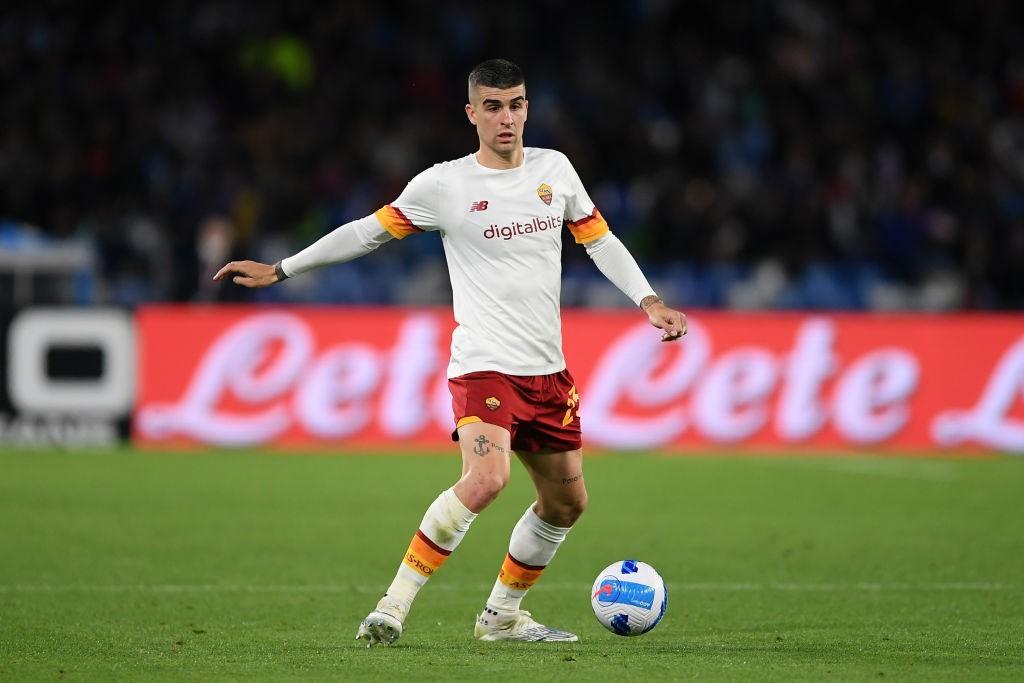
[213,260,281,288]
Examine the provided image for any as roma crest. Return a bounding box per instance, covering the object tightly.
[485,397,501,411]
[536,183,553,206]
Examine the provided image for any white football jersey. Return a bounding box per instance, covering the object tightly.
[374,148,609,378]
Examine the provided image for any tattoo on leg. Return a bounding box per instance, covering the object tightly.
[561,474,583,485]
[471,435,506,457]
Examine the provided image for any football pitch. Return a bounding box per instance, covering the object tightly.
[1,449,1022,681]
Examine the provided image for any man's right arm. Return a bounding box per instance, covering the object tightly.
[213,214,393,288]
[279,214,394,278]
[216,164,440,288]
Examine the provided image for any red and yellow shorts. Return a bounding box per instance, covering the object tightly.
[448,369,583,453]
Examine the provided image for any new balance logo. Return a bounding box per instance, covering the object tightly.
[470,200,489,212]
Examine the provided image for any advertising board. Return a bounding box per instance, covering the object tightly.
[133,306,1024,453]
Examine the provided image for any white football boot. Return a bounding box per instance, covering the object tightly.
[474,606,578,642]
[355,596,407,647]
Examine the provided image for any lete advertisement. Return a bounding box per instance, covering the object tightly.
[132,306,1024,453]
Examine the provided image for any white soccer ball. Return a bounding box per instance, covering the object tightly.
[590,560,667,636]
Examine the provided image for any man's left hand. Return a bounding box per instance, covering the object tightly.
[643,299,686,342]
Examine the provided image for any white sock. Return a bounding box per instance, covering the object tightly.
[383,488,477,619]
[485,502,572,614]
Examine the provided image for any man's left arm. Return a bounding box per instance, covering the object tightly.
[584,232,686,342]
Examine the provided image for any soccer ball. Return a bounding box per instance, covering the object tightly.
[590,560,667,636]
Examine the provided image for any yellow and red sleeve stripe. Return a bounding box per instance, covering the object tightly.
[566,207,610,244]
[497,553,546,591]
[402,530,452,577]
[374,204,425,240]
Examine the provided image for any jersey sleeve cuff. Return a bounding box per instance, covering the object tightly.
[567,208,610,244]
[375,205,424,240]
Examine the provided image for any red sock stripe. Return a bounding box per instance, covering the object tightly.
[415,529,452,556]
[498,552,546,590]
[506,552,545,572]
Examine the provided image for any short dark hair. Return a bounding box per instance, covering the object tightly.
[468,59,525,98]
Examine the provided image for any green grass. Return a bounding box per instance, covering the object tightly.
[1,449,1022,681]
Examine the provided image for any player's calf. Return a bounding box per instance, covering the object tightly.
[356,487,478,647]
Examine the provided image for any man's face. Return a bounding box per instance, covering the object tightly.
[465,84,528,155]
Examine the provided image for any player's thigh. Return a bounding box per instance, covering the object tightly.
[515,448,587,522]
[456,420,512,485]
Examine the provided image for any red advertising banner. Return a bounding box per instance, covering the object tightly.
[133,306,1024,453]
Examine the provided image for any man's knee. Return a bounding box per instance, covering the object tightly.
[477,470,510,504]
[456,469,510,512]
[563,492,588,525]
[538,492,587,528]
[454,423,513,512]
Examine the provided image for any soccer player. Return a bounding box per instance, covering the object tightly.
[214,59,686,645]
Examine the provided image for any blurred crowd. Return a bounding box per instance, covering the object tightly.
[2,0,1023,309]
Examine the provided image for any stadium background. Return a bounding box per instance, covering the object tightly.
[3,0,1024,310]
[2,2,1023,680]
[1,0,1022,452]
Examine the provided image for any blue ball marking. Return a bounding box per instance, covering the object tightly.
[610,613,631,635]
[640,581,668,634]
[621,560,639,574]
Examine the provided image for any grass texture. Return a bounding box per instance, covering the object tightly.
[1,449,1022,680]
